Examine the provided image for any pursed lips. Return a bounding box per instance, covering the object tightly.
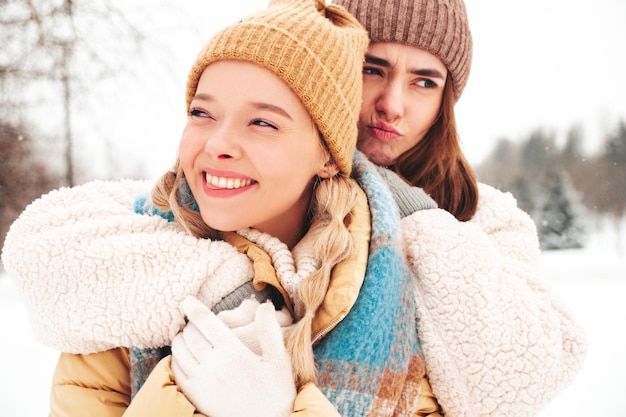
[370,121,401,141]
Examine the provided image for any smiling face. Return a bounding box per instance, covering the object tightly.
[357,42,448,166]
[179,60,335,248]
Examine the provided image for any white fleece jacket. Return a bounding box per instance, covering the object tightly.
[401,183,587,417]
[1,180,255,352]
[1,178,587,417]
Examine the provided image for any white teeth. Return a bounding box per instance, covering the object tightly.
[205,173,252,189]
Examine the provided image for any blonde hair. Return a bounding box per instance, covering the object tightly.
[152,159,360,388]
[285,174,360,387]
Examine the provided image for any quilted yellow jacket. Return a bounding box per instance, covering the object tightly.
[49,348,441,417]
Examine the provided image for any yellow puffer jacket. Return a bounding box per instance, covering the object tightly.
[50,347,343,417]
[47,186,442,417]
[50,348,441,417]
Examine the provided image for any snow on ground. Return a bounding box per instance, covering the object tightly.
[1,223,625,416]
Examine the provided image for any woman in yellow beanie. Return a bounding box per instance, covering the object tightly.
[331,0,588,416]
[3,0,428,416]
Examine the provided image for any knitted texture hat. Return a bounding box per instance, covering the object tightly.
[186,0,369,175]
[333,0,472,100]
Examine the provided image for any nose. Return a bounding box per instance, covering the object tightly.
[203,121,242,160]
[375,81,404,121]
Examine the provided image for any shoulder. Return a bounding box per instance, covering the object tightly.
[476,182,518,208]
[473,182,536,233]
[20,179,154,217]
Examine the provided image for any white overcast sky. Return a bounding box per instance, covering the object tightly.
[458,0,626,162]
[67,0,626,179]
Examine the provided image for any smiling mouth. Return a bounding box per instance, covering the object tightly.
[205,173,254,189]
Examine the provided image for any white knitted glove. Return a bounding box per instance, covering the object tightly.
[171,296,296,417]
[217,297,294,355]
[374,165,437,217]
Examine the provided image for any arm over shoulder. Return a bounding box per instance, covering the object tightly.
[2,180,253,353]
[401,184,587,417]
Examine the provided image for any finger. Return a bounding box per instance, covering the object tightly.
[181,295,211,318]
[182,322,213,361]
[182,296,242,349]
[170,351,184,379]
[170,332,196,378]
[217,297,261,328]
[255,302,289,361]
[232,323,262,356]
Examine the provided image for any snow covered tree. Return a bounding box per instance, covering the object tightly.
[520,128,556,172]
[602,120,626,217]
[534,170,588,250]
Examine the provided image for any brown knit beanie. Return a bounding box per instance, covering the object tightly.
[333,0,472,100]
[186,0,369,175]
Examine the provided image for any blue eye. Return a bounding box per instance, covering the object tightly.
[416,79,437,89]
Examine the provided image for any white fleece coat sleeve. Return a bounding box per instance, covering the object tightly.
[1,180,254,353]
[403,183,587,417]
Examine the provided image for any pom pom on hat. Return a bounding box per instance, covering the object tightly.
[186,0,369,175]
[334,0,472,100]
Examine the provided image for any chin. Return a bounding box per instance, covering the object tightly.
[367,152,394,167]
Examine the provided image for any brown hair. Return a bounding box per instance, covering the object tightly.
[393,76,478,221]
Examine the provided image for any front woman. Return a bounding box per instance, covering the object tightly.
[3,0,426,416]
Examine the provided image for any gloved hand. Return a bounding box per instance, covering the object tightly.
[171,296,296,417]
[374,165,437,217]
[217,297,294,355]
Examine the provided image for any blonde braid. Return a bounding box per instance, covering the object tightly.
[285,174,361,387]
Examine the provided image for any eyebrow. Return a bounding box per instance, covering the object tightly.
[364,54,446,80]
[251,102,292,120]
[191,93,292,120]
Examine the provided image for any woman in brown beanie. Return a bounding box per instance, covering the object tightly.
[330,0,588,416]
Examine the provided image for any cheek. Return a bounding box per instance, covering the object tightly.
[410,97,440,130]
[360,85,378,112]
[425,99,441,127]
[178,125,200,166]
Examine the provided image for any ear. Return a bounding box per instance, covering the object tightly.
[316,161,340,179]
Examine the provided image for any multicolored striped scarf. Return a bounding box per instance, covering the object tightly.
[130,151,425,415]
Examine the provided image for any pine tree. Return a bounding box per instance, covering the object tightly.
[534,171,588,250]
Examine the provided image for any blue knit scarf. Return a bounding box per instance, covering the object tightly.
[130,151,424,415]
[314,151,424,416]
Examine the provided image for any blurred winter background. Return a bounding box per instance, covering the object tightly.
[1,0,625,415]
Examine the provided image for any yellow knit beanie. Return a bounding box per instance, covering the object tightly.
[334,0,472,100]
[186,0,369,175]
